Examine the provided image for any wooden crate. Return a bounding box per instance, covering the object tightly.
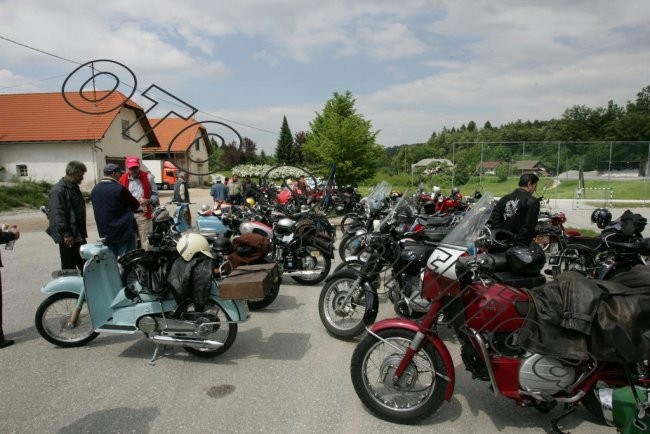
[219,263,279,300]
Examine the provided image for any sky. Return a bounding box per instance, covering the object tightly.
[1,0,649,154]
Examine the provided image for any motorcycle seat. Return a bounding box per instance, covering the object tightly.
[416,215,455,227]
[492,272,547,289]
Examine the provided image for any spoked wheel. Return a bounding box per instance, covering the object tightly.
[340,214,365,233]
[176,299,237,358]
[339,232,367,262]
[35,292,98,347]
[350,329,448,424]
[318,276,371,339]
[290,245,331,285]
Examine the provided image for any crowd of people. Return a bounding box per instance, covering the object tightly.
[0,161,541,350]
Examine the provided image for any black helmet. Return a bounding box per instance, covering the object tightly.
[451,186,460,195]
[591,208,612,229]
[505,244,546,275]
[211,236,233,254]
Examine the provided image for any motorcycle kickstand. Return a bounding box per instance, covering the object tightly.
[149,343,169,366]
[550,404,576,434]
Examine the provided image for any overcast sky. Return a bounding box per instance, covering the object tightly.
[1,0,649,153]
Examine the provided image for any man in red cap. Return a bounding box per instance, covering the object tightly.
[119,155,159,250]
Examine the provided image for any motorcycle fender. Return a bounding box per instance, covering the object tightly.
[211,286,250,321]
[369,318,455,401]
[41,275,84,296]
[362,281,379,325]
[324,268,360,283]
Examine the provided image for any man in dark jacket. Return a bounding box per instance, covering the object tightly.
[91,163,141,257]
[490,173,540,245]
[47,160,88,272]
[172,172,190,204]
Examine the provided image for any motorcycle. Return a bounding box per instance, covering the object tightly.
[35,233,249,362]
[222,204,334,286]
[534,210,581,253]
[548,209,648,279]
[195,203,232,242]
[349,192,650,431]
[320,193,444,339]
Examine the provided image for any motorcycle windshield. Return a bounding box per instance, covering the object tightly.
[439,192,494,249]
[378,189,412,229]
[365,181,392,212]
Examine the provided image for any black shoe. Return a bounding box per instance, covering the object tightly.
[0,339,15,348]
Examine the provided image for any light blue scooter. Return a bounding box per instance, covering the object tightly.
[34,238,249,362]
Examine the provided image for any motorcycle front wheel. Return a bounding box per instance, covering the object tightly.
[318,276,373,339]
[290,245,331,285]
[176,299,238,358]
[350,329,448,424]
[35,292,99,347]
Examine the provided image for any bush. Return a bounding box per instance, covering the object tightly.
[0,180,51,212]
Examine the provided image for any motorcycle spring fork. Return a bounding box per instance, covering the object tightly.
[392,331,427,382]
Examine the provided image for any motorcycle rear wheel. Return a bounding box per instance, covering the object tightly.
[350,329,448,424]
[318,276,372,339]
[176,299,238,358]
[290,245,331,285]
[35,292,99,347]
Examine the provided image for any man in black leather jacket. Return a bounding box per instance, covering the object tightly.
[490,173,540,245]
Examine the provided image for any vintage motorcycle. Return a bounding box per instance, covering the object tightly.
[35,233,249,361]
[349,192,650,432]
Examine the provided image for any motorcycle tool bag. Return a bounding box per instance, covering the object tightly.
[219,262,280,300]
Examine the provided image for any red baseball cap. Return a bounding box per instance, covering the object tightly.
[125,155,140,168]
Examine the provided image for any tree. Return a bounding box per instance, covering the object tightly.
[303,91,383,185]
[241,137,258,164]
[294,131,309,165]
[275,116,296,164]
[208,137,224,172]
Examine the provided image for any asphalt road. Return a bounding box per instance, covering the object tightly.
[0,189,624,433]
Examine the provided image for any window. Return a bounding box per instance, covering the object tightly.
[122,119,130,139]
[16,164,28,177]
[194,139,200,151]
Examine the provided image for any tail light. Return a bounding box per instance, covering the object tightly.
[552,212,567,225]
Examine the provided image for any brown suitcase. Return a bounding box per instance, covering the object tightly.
[219,262,279,300]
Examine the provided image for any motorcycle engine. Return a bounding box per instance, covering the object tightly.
[401,274,429,313]
[518,353,576,395]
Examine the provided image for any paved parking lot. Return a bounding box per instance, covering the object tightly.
[0,189,621,433]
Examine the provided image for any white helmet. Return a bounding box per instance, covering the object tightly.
[176,233,213,261]
[433,186,441,193]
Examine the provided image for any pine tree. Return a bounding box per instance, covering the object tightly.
[275,116,295,164]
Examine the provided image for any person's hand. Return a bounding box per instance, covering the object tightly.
[139,198,151,206]
[63,235,74,247]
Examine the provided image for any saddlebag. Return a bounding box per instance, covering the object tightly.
[519,265,650,361]
[219,263,279,300]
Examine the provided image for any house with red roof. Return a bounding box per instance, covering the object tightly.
[0,91,158,190]
[143,118,212,187]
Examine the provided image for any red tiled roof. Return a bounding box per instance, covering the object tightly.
[147,118,208,152]
[480,161,501,169]
[0,91,143,142]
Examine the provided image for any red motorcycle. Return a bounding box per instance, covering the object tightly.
[350,193,650,432]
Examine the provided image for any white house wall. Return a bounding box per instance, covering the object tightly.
[0,106,149,191]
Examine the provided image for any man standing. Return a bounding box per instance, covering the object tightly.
[46,160,88,272]
[172,172,190,203]
[228,174,243,205]
[210,176,228,206]
[91,163,140,257]
[119,155,159,251]
[489,173,540,245]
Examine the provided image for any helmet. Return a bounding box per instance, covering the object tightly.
[433,186,441,193]
[211,236,233,254]
[591,208,612,229]
[505,244,546,275]
[153,208,171,223]
[176,233,213,261]
[246,197,256,207]
[451,186,460,195]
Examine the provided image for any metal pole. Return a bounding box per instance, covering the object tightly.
[452,142,455,187]
[608,141,613,186]
[556,141,560,180]
[480,143,484,186]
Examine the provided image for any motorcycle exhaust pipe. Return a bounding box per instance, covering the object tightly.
[147,335,224,350]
